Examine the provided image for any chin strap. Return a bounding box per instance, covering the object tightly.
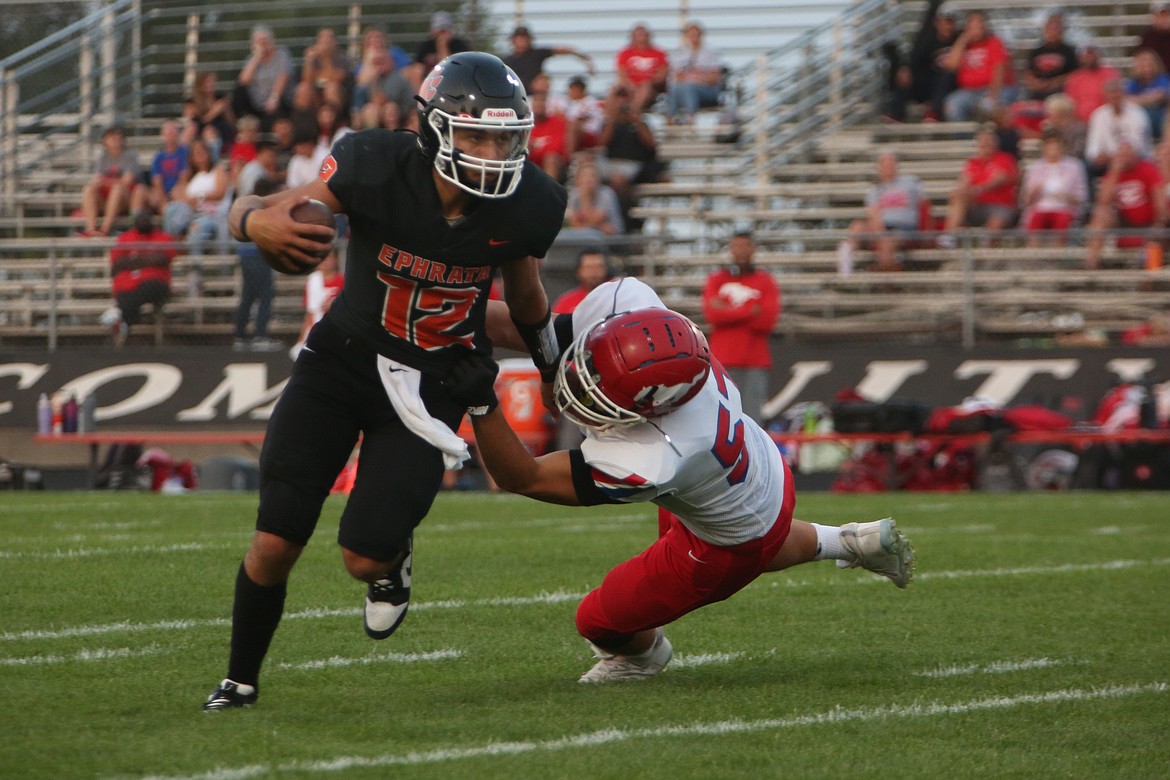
[513,309,559,382]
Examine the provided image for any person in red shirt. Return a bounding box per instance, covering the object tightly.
[938,126,1019,246]
[1085,140,1166,268]
[552,249,613,314]
[107,210,178,346]
[1064,43,1121,123]
[526,90,568,183]
[700,230,780,424]
[941,10,1017,121]
[615,23,670,111]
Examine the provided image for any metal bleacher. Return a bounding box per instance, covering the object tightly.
[1,0,1169,349]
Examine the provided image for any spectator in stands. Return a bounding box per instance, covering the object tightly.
[1021,128,1090,247]
[941,10,1017,122]
[1022,11,1077,101]
[700,230,780,425]
[235,136,280,197]
[558,74,606,155]
[885,0,960,123]
[552,249,615,314]
[838,151,925,273]
[566,160,625,237]
[1085,78,1153,178]
[1064,43,1121,124]
[988,104,1021,159]
[1126,49,1170,141]
[1135,1,1170,71]
[316,101,353,154]
[227,114,260,185]
[938,125,1019,247]
[503,24,594,93]
[108,210,177,346]
[233,178,283,353]
[301,28,353,102]
[615,22,670,112]
[353,28,415,116]
[131,119,187,217]
[527,90,569,183]
[410,12,471,90]
[285,122,325,189]
[232,25,294,130]
[1084,140,1165,269]
[1043,92,1087,159]
[163,138,230,257]
[79,124,141,238]
[289,247,343,361]
[665,21,724,124]
[271,117,295,170]
[595,85,670,231]
[182,71,235,152]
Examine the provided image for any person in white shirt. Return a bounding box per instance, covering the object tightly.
[446,278,916,683]
[665,21,725,123]
[1085,78,1153,175]
[1021,128,1090,246]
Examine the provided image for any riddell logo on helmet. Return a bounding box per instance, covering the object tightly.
[482,108,518,119]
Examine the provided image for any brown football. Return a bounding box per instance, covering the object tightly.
[259,199,336,276]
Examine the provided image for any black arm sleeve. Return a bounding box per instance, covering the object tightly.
[569,449,622,506]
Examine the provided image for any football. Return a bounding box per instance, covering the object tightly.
[259,199,336,276]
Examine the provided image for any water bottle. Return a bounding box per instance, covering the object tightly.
[51,395,63,435]
[80,393,97,434]
[62,394,79,434]
[36,393,52,435]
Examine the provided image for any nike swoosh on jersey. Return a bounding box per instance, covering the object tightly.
[488,239,510,246]
[687,549,707,564]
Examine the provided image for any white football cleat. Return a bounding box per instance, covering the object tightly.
[364,535,412,640]
[839,517,915,588]
[579,628,673,683]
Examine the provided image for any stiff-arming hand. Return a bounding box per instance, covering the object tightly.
[443,347,500,415]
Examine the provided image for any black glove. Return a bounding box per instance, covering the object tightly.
[443,347,500,416]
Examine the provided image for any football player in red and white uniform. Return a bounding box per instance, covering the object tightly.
[453,279,916,682]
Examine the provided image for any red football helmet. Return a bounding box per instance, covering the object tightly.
[554,308,711,428]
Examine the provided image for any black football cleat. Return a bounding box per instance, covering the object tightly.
[202,679,257,711]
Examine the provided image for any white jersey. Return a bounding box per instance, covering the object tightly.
[571,279,786,546]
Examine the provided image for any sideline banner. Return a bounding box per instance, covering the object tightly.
[0,344,1164,428]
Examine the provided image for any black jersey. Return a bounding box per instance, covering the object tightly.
[322,129,567,375]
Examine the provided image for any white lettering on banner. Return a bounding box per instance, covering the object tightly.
[0,363,49,416]
[856,361,928,402]
[177,365,287,421]
[1106,358,1156,383]
[955,360,1080,405]
[760,361,832,420]
[61,364,182,420]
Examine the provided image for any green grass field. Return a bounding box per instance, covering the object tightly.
[1,490,1168,779]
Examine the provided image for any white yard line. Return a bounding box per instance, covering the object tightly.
[6,558,1169,643]
[0,645,163,666]
[275,649,463,670]
[916,657,1072,678]
[0,542,235,559]
[146,682,1167,779]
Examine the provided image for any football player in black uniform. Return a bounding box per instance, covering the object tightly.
[204,52,567,710]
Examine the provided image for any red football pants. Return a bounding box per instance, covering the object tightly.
[576,462,796,646]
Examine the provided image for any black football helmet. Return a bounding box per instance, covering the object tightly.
[416,52,533,198]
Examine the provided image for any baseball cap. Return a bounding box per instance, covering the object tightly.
[430,11,453,31]
[512,25,531,38]
[568,74,588,88]
[936,2,958,19]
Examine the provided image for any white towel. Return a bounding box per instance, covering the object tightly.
[376,355,469,470]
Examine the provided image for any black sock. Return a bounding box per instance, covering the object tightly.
[226,561,287,688]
